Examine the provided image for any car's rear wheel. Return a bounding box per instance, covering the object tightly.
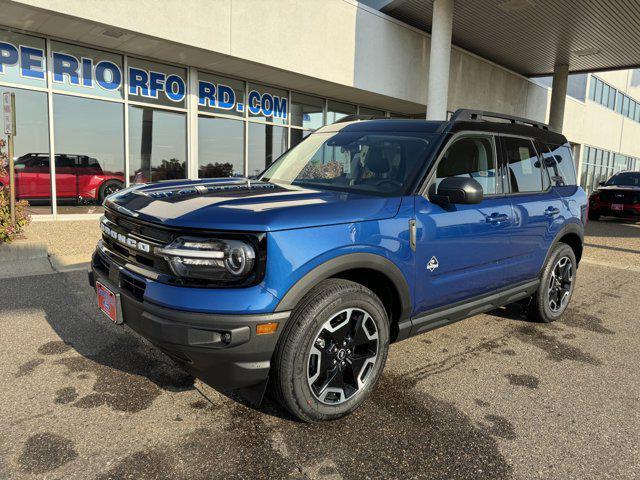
[588,211,600,221]
[98,180,123,203]
[273,279,389,422]
[528,243,577,323]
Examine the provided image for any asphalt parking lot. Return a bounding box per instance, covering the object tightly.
[1,219,639,479]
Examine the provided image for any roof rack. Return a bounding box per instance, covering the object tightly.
[449,109,549,130]
[332,114,391,124]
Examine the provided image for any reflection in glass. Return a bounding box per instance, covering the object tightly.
[129,106,186,183]
[248,123,287,177]
[290,93,324,129]
[198,116,244,178]
[359,106,385,117]
[53,94,125,213]
[0,87,50,214]
[290,128,311,148]
[327,100,356,124]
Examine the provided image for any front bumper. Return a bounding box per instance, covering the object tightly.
[88,250,289,390]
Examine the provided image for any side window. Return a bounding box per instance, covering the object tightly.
[55,155,76,169]
[435,135,498,195]
[503,137,544,193]
[541,143,578,186]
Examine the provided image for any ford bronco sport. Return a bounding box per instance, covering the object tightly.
[89,109,587,422]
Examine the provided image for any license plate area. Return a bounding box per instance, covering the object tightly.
[96,281,123,324]
[611,203,624,211]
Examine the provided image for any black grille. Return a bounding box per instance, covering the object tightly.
[92,252,110,275]
[101,210,172,275]
[599,190,639,204]
[120,271,146,302]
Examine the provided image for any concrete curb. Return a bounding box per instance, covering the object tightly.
[0,240,49,261]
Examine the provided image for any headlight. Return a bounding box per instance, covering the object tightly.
[155,237,256,282]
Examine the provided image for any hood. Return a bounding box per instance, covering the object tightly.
[105,178,401,231]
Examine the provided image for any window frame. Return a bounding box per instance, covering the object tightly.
[499,134,552,196]
[422,131,503,199]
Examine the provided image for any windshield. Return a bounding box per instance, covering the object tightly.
[260,130,435,196]
[606,172,640,187]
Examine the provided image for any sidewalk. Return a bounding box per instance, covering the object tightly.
[0,219,100,278]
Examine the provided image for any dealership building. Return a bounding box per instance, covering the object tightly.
[0,0,639,219]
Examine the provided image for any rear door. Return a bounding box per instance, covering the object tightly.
[413,132,516,314]
[501,136,564,282]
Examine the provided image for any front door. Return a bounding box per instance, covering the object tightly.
[413,133,516,316]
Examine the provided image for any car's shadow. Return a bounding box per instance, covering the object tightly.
[4,269,297,419]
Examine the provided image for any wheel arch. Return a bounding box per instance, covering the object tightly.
[274,253,412,342]
[544,222,584,271]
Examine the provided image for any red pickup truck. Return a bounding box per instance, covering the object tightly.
[0,153,124,204]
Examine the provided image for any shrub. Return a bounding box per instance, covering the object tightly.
[0,139,31,243]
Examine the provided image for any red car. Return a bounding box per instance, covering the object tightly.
[0,153,124,204]
[588,171,640,221]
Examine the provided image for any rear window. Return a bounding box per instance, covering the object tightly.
[540,143,577,186]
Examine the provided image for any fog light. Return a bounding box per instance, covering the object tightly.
[256,322,278,335]
[221,332,232,344]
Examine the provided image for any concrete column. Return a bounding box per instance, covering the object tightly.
[426,0,454,121]
[549,63,569,132]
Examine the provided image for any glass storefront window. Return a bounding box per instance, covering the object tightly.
[0,30,47,89]
[290,128,311,148]
[50,41,123,100]
[129,105,186,183]
[247,123,287,177]
[198,72,245,118]
[290,93,324,129]
[53,94,125,213]
[198,116,244,178]
[247,83,288,125]
[359,106,385,116]
[327,100,356,123]
[0,86,51,214]
[127,58,187,108]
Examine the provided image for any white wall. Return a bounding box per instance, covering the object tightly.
[4,0,549,118]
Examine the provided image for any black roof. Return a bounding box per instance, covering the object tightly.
[319,109,567,145]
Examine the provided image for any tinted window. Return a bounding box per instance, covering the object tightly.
[435,135,498,195]
[129,106,186,183]
[198,116,244,178]
[261,131,434,197]
[540,143,577,186]
[503,138,543,193]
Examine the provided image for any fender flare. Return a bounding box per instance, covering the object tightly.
[542,222,584,272]
[274,252,412,321]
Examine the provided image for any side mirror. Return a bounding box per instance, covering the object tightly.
[598,181,605,187]
[430,176,484,205]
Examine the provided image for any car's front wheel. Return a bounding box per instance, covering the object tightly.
[273,279,389,422]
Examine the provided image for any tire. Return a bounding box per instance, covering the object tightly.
[98,180,123,203]
[588,212,600,221]
[273,278,390,422]
[528,243,577,323]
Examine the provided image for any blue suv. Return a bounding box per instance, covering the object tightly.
[89,109,587,422]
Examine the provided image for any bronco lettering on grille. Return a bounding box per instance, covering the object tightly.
[101,222,150,253]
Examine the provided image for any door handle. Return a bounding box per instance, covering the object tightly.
[545,207,560,217]
[486,213,509,224]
